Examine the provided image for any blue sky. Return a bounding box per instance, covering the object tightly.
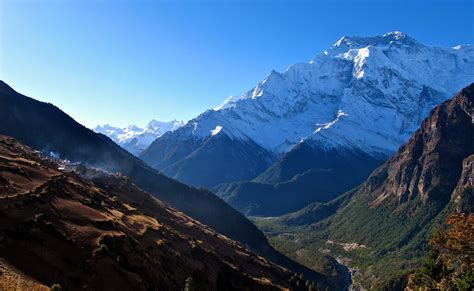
[1,0,473,128]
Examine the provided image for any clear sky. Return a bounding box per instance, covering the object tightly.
[1,0,473,128]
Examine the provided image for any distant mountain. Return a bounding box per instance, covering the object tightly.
[142,128,276,187]
[0,135,310,291]
[198,31,471,215]
[258,84,474,288]
[0,80,329,285]
[94,119,184,155]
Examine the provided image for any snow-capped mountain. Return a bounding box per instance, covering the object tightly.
[203,31,473,155]
[141,32,474,194]
[94,119,184,155]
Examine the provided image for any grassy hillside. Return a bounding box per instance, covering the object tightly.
[0,135,307,290]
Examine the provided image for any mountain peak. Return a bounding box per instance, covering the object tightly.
[146,119,183,128]
[330,31,419,54]
[383,30,407,40]
[93,119,185,155]
[146,119,163,128]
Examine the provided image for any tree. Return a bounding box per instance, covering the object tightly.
[408,213,474,290]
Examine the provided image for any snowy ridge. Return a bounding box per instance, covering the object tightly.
[154,32,474,157]
[94,119,184,155]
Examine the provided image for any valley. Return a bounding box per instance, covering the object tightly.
[254,84,474,289]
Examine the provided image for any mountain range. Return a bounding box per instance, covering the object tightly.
[139,31,474,216]
[1,30,472,291]
[94,120,184,156]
